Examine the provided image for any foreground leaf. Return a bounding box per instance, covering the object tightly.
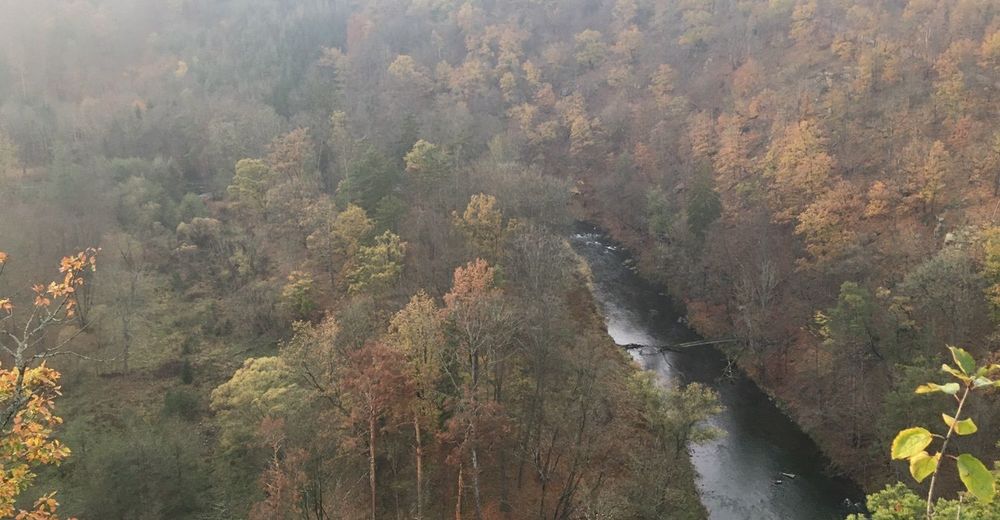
[948,346,976,375]
[941,414,977,435]
[908,451,939,483]
[972,376,994,389]
[915,382,960,395]
[956,453,995,503]
[941,364,970,382]
[891,428,933,460]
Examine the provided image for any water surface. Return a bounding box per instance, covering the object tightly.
[570,226,862,520]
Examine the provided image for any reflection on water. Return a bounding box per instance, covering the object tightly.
[570,227,862,520]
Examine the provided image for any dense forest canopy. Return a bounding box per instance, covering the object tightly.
[0,0,999,518]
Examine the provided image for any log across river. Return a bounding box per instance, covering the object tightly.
[570,225,864,520]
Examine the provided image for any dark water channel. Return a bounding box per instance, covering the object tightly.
[570,225,863,520]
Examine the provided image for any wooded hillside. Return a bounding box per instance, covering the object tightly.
[1,0,999,517]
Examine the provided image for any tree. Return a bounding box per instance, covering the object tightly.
[338,147,398,213]
[346,231,405,295]
[907,141,951,216]
[888,346,998,517]
[793,180,861,267]
[107,235,148,374]
[687,112,716,161]
[210,357,308,451]
[848,483,1000,520]
[280,271,316,322]
[453,194,504,259]
[630,373,723,456]
[677,1,717,48]
[442,260,515,520]
[864,181,896,219]
[331,204,376,282]
[573,30,607,69]
[339,341,413,520]
[713,113,755,206]
[612,0,638,28]
[900,247,986,349]
[266,128,317,186]
[686,165,721,242]
[664,383,724,456]
[0,364,72,519]
[387,55,434,97]
[64,417,209,519]
[980,226,1000,323]
[404,140,452,202]
[228,159,272,217]
[980,30,1000,72]
[649,65,677,110]
[789,1,823,48]
[388,292,445,519]
[0,248,96,520]
[250,419,308,520]
[765,119,835,223]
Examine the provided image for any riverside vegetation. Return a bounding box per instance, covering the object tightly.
[1,0,1000,518]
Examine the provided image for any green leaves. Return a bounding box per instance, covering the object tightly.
[894,346,998,514]
[941,414,977,435]
[956,454,995,504]
[908,451,939,483]
[915,382,960,395]
[891,428,933,460]
[948,346,976,375]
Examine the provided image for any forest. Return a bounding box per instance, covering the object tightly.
[0,0,999,518]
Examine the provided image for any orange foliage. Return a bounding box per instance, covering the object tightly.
[0,365,73,520]
[0,248,96,520]
[443,259,498,310]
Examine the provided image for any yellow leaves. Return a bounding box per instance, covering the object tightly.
[388,54,434,95]
[573,29,607,69]
[981,31,1000,71]
[2,248,96,316]
[765,119,836,223]
[453,194,504,257]
[863,181,895,219]
[688,111,716,160]
[650,64,677,110]
[0,250,93,517]
[798,184,862,266]
[0,364,70,519]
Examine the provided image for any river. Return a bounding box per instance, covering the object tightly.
[570,226,863,520]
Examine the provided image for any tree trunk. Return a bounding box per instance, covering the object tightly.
[470,445,483,520]
[370,411,377,520]
[415,414,424,520]
[121,311,131,375]
[455,464,464,520]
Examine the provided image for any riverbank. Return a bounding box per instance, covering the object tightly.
[567,241,710,519]
[570,225,863,519]
[571,193,876,496]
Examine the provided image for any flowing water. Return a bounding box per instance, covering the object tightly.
[570,226,863,520]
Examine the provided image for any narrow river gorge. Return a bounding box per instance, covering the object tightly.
[571,225,864,520]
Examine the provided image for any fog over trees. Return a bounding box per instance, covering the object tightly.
[0,0,999,518]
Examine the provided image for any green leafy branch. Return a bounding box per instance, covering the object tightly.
[890,346,999,519]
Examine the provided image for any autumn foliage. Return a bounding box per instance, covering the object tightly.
[0,249,95,520]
